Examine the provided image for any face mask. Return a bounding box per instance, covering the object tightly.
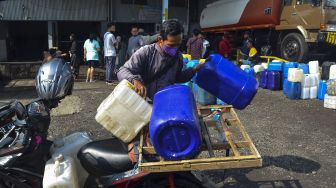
[163,45,178,57]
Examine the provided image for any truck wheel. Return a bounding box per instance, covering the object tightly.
[280,33,308,62]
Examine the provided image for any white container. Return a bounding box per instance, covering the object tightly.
[43,154,80,188]
[301,87,310,99]
[310,73,320,87]
[253,65,264,73]
[301,74,312,88]
[309,60,319,74]
[95,79,152,143]
[261,63,268,70]
[324,94,336,109]
[240,65,250,70]
[50,132,92,188]
[288,68,304,82]
[309,86,318,99]
[329,65,336,79]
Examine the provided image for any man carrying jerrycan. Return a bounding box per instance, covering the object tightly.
[117,19,203,100]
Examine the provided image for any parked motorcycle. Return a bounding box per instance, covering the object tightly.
[0,58,204,188]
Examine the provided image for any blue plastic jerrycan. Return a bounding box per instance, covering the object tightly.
[298,63,309,74]
[186,60,199,82]
[150,85,202,160]
[244,68,255,77]
[286,81,301,100]
[318,80,327,100]
[196,54,258,110]
[283,62,298,78]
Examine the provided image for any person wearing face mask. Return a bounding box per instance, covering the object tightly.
[117,19,203,100]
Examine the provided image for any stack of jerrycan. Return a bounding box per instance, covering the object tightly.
[150,85,202,160]
[196,54,258,110]
[308,60,321,86]
[325,79,336,109]
[44,132,92,188]
[283,62,298,95]
[95,80,152,143]
[260,61,282,90]
[300,74,319,99]
[285,68,303,99]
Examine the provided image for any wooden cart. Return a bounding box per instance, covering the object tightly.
[138,105,262,173]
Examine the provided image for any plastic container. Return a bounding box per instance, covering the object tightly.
[301,87,310,99]
[182,54,191,61]
[322,61,336,80]
[286,82,301,100]
[318,80,328,100]
[302,74,312,88]
[43,154,79,188]
[288,68,304,82]
[95,80,152,143]
[324,94,336,109]
[267,71,281,90]
[260,70,268,89]
[217,98,226,105]
[298,63,309,74]
[261,63,268,70]
[283,79,289,95]
[196,54,258,110]
[283,62,298,77]
[310,86,318,99]
[268,61,283,71]
[193,83,216,105]
[253,65,265,73]
[50,132,92,188]
[150,85,201,160]
[240,65,250,70]
[310,73,320,87]
[330,65,336,79]
[327,79,336,96]
[308,60,319,74]
[244,68,255,77]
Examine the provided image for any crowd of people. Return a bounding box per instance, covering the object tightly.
[42,20,259,86]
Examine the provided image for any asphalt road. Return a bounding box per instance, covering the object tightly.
[0,79,335,188]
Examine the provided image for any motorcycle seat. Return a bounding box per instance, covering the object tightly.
[77,138,134,176]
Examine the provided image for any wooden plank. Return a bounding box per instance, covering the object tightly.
[220,115,241,157]
[139,158,262,173]
[200,118,215,157]
[139,155,258,167]
[143,141,250,155]
[230,108,260,157]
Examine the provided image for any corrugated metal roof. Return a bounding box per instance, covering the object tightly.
[0,0,107,21]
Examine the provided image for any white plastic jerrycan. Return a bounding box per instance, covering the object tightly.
[50,132,91,188]
[95,79,152,143]
[43,154,80,188]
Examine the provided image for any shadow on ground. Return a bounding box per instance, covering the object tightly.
[201,155,320,188]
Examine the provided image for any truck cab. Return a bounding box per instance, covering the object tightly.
[200,0,336,62]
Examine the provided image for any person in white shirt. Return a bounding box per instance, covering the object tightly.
[104,23,117,85]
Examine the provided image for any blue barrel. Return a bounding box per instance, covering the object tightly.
[150,85,202,160]
[298,63,309,74]
[260,70,268,88]
[318,80,327,100]
[195,54,258,110]
[283,79,289,95]
[283,62,298,78]
[286,81,301,100]
[268,62,283,71]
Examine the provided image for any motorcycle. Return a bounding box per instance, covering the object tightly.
[0,99,204,188]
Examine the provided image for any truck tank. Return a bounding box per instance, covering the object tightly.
[201,0,282,32]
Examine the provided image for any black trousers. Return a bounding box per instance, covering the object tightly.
[70,54,80,76]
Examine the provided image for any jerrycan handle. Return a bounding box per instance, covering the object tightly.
[53,154,64,177]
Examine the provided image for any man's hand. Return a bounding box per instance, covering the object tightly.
[133,80,147,98]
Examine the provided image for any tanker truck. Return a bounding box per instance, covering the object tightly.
[200,0,336,62]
